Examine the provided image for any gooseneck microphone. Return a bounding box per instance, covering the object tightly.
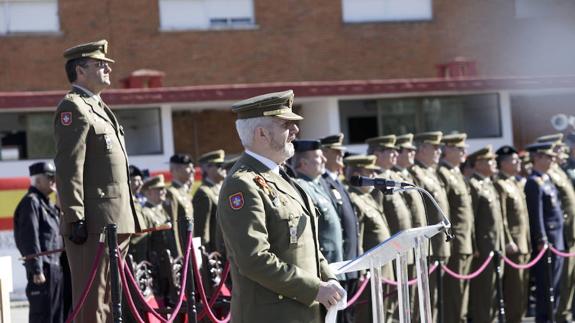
[349,175,414,190]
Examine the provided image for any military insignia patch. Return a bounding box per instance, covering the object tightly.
[229,192,244,210]
[60,112,72,126]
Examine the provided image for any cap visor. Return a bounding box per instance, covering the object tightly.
[275,111,303,121]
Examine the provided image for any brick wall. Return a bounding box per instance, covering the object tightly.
[1,0,575,92]
[172,109,243,160]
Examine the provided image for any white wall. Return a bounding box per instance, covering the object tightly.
[298,98,341,140]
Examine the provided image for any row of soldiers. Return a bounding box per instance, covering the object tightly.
[126,129,575,323]
[285,130,575,323]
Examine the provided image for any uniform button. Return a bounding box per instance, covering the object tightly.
[278,295,284,300]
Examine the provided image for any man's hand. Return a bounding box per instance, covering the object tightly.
[33,273,46,285]
[69,220,88,245]
[315,280,345,309]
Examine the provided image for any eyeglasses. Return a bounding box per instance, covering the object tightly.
[82,61,110,69]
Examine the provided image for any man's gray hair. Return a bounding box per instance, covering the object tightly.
[30,174,43,187]
[235,117,275,148]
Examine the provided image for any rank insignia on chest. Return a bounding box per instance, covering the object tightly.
[60,112,72,126]
[289,225,298,244]
[104,134,112,151]
[229,192,244,210]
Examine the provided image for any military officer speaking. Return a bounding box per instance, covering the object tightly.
[217,90,344,322]
[53,40,143,323]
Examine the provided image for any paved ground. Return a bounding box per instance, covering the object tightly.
[10,301,537,323]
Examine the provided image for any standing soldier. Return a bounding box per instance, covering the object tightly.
[467,145,508,323]
[366,135,412,234]
[53,40,143,323]
[437,133,474,323]
[394,133,426,229]
[525,142,565,322]
[193,149,226,254]
[318,133,359,323]
[410,131,450,321]
[494,145,531,323]
[217,90,343,322]
[292,140,343,266]
[166,154,195,258]
[344,155,394,322]
[14,162,63,323]
[563,132,575,186]
[536,134,575,322]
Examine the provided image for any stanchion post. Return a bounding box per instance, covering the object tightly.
[436,258,443,323]
[545,247,555,322]
[494,252,506,323]
[106,224,123,323]
[183,218,197,323]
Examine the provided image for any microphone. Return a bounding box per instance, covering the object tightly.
[349,176,413,191]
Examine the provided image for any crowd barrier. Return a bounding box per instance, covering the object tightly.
[63,226,575,323]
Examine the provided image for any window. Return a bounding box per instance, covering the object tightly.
[0,108,163,161]
[0,0,59,34]
[159,0,254,30]
[342,0,432,23]
[339,94,501,144]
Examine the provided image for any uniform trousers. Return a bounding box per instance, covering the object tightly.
[504,253,530,323]
[533,252,563,323]
[26,263,63,323]
[443,254,473,323]
[65,233,130,323]
[470,254,503,323]
[556,244,575,322]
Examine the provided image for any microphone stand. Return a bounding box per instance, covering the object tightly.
[376,184,454,242]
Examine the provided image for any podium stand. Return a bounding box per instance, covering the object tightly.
[331,223,448,323]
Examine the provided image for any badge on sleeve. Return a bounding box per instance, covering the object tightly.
[229,192,244,210]
[60,112,72,126]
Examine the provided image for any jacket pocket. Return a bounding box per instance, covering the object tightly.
[85,184,121,199]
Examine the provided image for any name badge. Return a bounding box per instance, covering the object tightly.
[104,134,112,151]
[289,226,298,244]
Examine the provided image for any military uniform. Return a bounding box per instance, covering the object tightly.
[437,134,474,323]
[344,155,394,323]
[318,134,359,323]
[366,135,412,234]
[218,91,337,323]
[14,162,64,323]
[166,154,195,258]
[394,133,427,229]
[193,150,226,254]
[53,40,141,323]
[493,144,531,323]
[467,146,507,323]
[525,142,565,322]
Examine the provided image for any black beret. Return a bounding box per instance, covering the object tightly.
[495,145,518,156]
[169,153,194,165]
[293,140,321,152]
[29,162,55,177]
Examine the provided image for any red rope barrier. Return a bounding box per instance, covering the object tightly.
[197,261,231,321]
[121,259,168,322]
[381,262,439,286]
[550,245,575,258]
[118,255,147,323]
[190,239,231,323]
[65,239,106,323]
[344,276,370,309]
[502,245,548,270]
[442,252,494,280]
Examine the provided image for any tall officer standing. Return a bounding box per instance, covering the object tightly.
[54,40,143,323]
[14,162,63,323]
[524,142,565,322]
[437,133,474,323]
[494,145,531,323]
[217,90,343,323]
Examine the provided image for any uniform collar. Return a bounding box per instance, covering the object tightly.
[325,170,338,181]
[29,186,49,203]
[245,150,280,174]
[72,84,102,102]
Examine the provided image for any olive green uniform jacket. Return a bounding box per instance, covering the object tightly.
[374,169,412,234]
[410,160,451,258]
[53,87,141,235]
[193,179,222,253]
[217,153,336,323]
[394,166,427,228]
[166,182,193,257]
